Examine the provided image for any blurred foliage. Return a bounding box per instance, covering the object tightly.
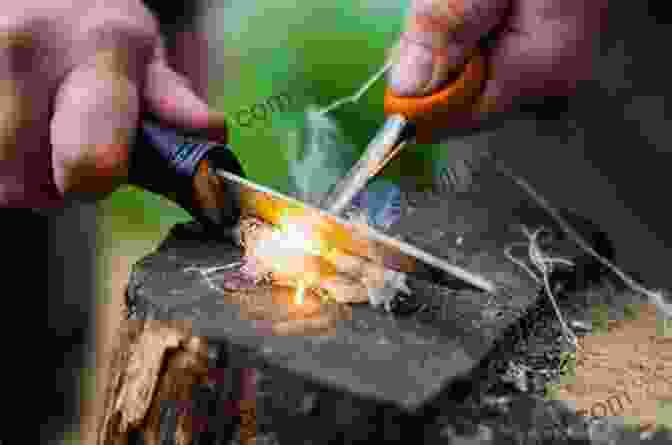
[657,314,672,338]
[622,303,640,321]
[658,400,672,431]
[60,429,80,445]
[98,0,459,243]
[543,381,561,401]
[590,304,610,335]
[558,350,578,381]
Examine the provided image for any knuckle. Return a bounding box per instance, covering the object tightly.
[60,142,127,175]
[0,86,28,162]
[409,0,506,42]
[0,21,45,74]
[0,27,34,53]
[81,17,159,66]
[0,114,20,162]
[88,18,157,46]
[59,142,129,198]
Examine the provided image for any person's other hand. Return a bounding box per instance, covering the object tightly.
[0,1,227,208]
[387,0,607,135]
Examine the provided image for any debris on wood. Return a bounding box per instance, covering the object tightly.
[320,274,369,304]
[231,215,410,309]
[490,154,672,320]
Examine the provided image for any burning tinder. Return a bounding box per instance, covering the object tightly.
[233,215,410,308]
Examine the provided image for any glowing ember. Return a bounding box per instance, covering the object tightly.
[249,209,333,305]
[295,280,306,305]
[275,211,326,257]
[235,213,412,311]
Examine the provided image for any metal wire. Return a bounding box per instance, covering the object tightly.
[316,60,393,116]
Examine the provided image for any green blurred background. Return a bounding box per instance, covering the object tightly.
[97,0,450,253]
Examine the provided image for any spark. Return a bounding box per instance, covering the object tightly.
[261,209,330,304]
[255,216,324,276]
[270,207,327,257]
[295,279,306,305]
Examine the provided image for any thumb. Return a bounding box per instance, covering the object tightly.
[143,59,228,143]
[388,0,508,96]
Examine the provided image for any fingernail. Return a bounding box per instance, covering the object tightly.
[388,41,436,96]
[206,111,229,143]
[59,142,128,201]
[208,110,228,126]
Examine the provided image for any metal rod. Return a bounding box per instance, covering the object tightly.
[320,114,410,215]
[214,168,498,294]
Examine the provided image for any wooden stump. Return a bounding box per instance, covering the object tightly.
[96,168,624,444]
[97,319,213,445]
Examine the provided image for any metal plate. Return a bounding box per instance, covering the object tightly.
[126,224,540,410]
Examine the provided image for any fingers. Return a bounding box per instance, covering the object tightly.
[143,59,228,144]
[50,48,140,200]
[387,0,607,136]
[1,26,60,207]
[0,29,31,164]
[0,77,33,205]
[474,0,608,115]
[49,14,163,202]
[0,78,24,165]
[388,0,509,96]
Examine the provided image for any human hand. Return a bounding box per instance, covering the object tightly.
[0,1,227,208]
[387,0,607,133]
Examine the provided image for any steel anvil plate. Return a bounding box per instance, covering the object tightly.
[125,221,540,411]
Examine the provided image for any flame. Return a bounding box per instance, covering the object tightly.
[254,208,333,305]
[275,208,327,256]
[255,222,319,269]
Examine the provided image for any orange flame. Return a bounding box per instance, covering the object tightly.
[259,209,332,305]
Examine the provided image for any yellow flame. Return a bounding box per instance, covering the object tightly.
[295,279,306,305]
[275,209,327,257]
[264,207,334,306]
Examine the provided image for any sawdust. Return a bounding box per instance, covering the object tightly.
[232,214,412,308]
[556,302,672,433]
